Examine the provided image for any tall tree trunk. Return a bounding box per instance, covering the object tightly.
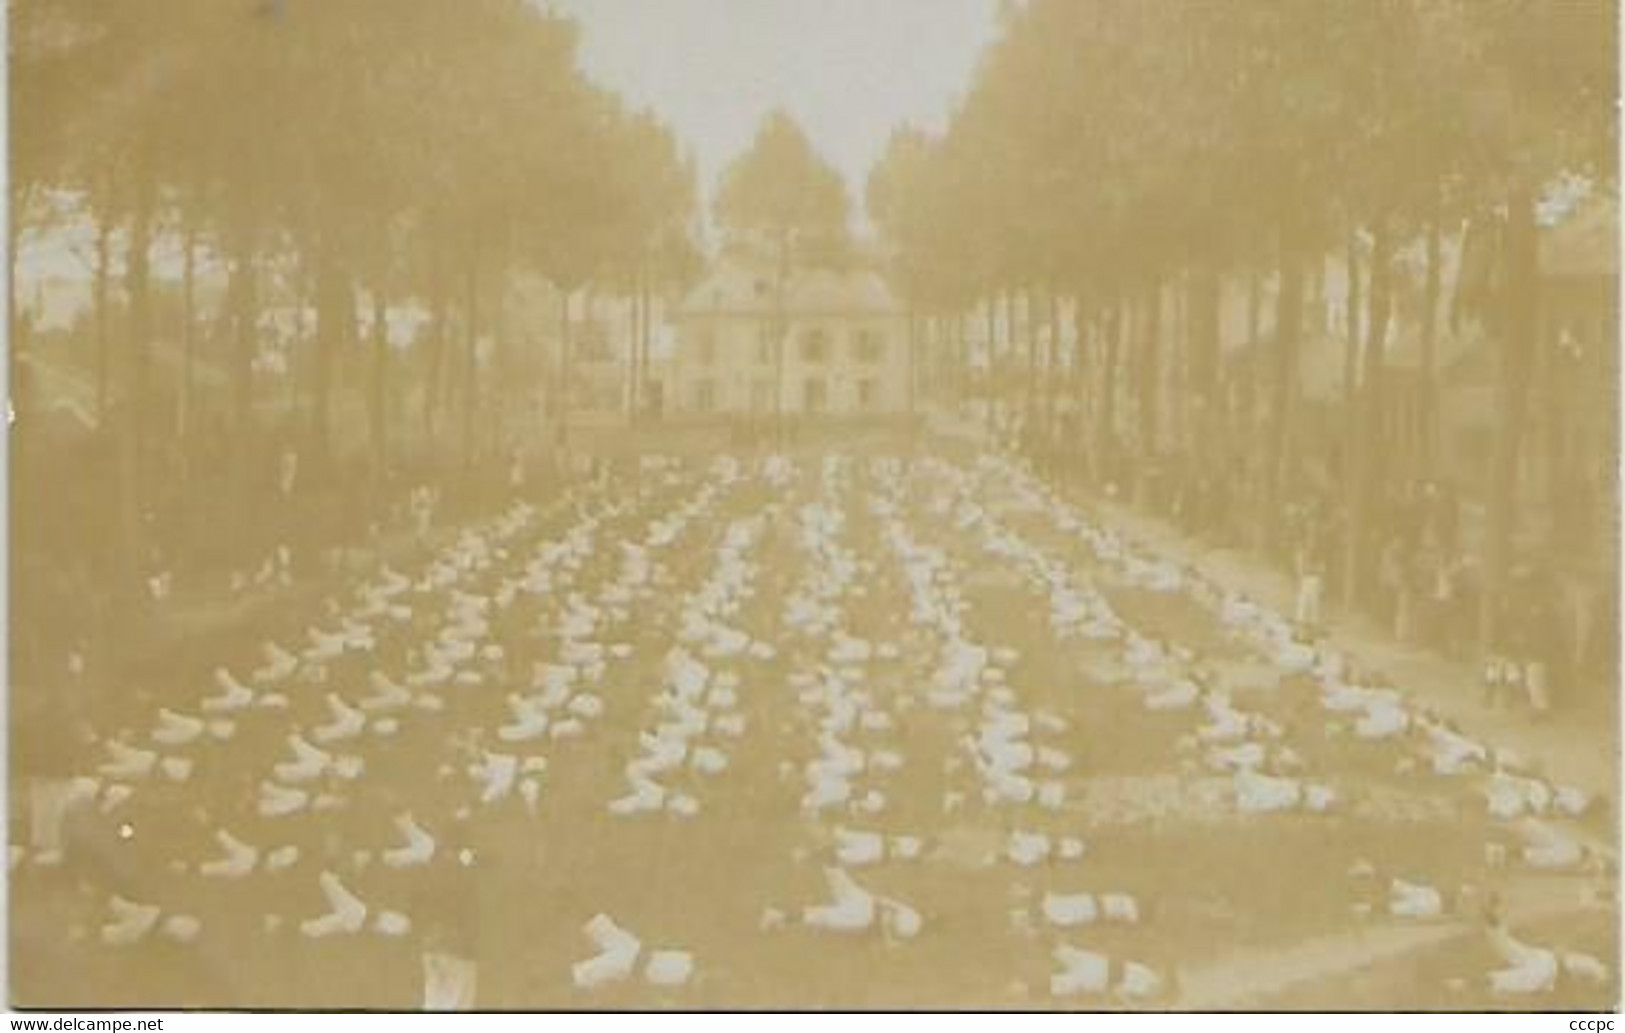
[1072,294,1091,454]
[1188,263,1221,466]
[1419,203,1442,477]
[1244,264,1265,547]
[627,271,642,423]
[1131,280,1158,508]
[423,256,448,444]
[773,230,790,426]
[1345,213,1394,608]
[640,277,653,421]
[1339,225,1363,598]
[935,314,947,401]
[1539,296,1565,543]
[461,243,480,474]
[983,298,997,434]
[179,224,197,447]
[1269,218,1305,517]
[907,307,919,418]
[226,223,260,559]
[94,213,113,426]
[1138,278,1161,465]
[1023,289,1039,433]
[6,189,21,373]
[561,285,583,448]
[1168,272,1186,455]
[8,189,34,442]
[119,150,157,595]
[633,278,644,421]
[1000,289,1015,431]
[949,308,962,406]
[488,258,509,464]
[228,238,257,446]
[310,253,348,471]
[1481,186,1539,655]
[370,288,388,480]
[1245,265,1261,441]
[920,313,933,401]
[1097,292,1122,484]
[626,277,637,421]
[1343,226,1363,475]
[556,285,571,451]
[1046,288,1061,440]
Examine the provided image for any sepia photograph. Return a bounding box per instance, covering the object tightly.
[6,0,1621,1014]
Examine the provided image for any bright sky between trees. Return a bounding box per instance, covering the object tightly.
[544,0,1000,222]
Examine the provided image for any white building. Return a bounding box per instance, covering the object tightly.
[668,259,910,417]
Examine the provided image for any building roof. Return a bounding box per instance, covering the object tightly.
[676,259,904,318]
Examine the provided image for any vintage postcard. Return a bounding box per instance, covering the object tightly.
[8,0,1619,1013]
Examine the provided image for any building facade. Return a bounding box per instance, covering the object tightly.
[669,260,911,418]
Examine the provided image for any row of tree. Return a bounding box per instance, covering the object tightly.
[867,0,1617,647]
[12,0,700,596]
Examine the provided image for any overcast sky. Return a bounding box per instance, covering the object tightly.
[545,0,1000,223]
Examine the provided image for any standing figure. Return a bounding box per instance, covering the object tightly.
[1294,540,1325,634]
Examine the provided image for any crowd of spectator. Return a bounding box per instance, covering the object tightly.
[991,403,1614,723]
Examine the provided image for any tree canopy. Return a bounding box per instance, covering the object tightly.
[863,0,1617,643]
[10,0,701,602]
[715,109,850,255]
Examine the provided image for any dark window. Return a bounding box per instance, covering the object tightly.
[575,323,612,363]
[1458,425,1492,469]
[801,328,828,364]
[695,331,717,366]
[855,330,884,364]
